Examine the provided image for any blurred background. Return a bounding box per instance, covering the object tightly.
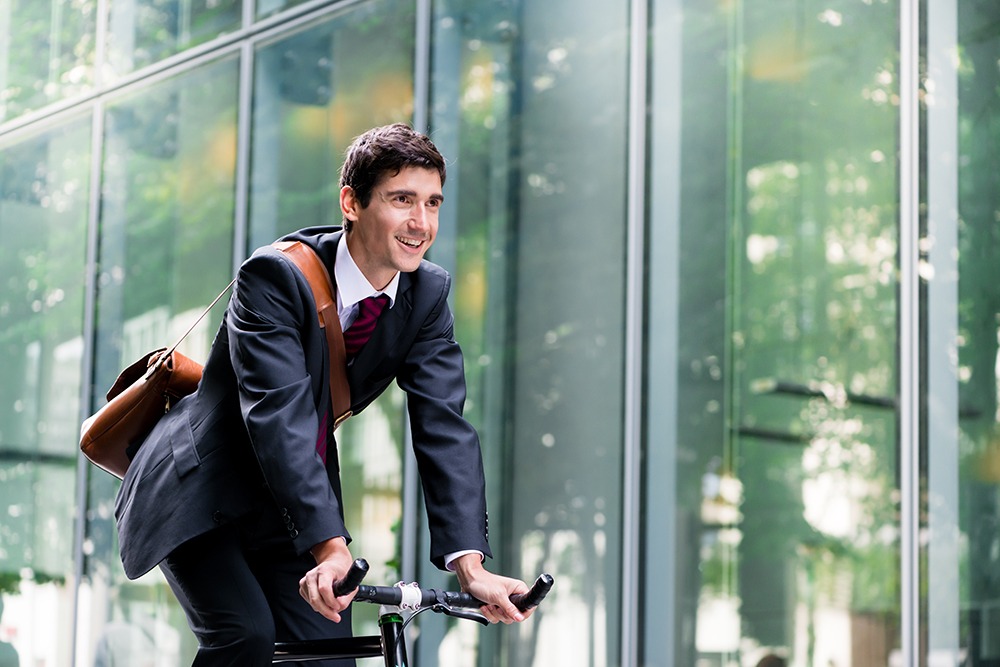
[0,0,998,665]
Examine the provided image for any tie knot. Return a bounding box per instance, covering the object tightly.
[344,295,389,356]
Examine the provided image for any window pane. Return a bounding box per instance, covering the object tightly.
[80,56,239,665]
[0,115,92,667]
[0,1,96,123]
[424,1,630,665]
[256,0,310,20]
[646,0,901,664]
[249,0,416,248]
[106,0,242,78]
[926,0,1000,662]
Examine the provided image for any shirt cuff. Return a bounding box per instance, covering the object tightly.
[443,550,485,571]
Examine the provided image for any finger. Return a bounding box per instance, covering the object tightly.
[317,569,338,608]
[482,588,524,624]
[301,574,318,605]
[492,603,521,624]
[302,573,343,622]
[313,589,343,623]
[500,599,525,623]
[479,606,499,624]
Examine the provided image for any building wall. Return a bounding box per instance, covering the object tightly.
[0,1,998,665]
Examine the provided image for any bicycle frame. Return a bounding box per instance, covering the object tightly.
[378,609,408,667]
[272,606,425,666]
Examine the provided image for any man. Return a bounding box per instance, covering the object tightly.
[115,124,531,665]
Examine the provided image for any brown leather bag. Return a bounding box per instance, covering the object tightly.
[79,241,349,479]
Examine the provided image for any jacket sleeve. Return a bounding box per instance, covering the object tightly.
[226,248,349,553]
[395,272,493,569]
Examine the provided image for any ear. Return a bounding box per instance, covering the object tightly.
[340,185,360,224]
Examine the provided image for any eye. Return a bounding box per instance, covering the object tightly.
[392,194,411,206]
[427,198,442,208]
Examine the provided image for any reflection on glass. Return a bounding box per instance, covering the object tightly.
[250,0,414,248]
[249,0,415,248]
[0,115,92,667]
[647,0,900,664]
[425,1,630,665]
[0,1,96,124]
[82,56,239,666]
[106,0,242,78]
[256,0,310,20]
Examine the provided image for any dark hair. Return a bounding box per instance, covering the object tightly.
[755,656,787,667]
[339,123,446,231]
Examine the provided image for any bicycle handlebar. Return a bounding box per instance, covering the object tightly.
[334,558,370,595]
[334,558,553,613]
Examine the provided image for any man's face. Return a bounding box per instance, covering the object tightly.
[342,166,442,290]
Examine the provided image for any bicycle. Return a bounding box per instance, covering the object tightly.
[272,558,554,666]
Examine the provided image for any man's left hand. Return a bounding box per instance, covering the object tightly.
[451,554,534,624]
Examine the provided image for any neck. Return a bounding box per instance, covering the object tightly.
[345,233,395,291]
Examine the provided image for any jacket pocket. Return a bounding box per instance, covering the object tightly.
[169,409,201,478]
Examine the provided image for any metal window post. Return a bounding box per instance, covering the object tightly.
[622,0,649,665]
[898,0,921,662]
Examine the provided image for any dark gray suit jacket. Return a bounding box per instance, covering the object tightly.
[115,227,491,580]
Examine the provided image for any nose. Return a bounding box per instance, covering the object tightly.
[410,202,434,229]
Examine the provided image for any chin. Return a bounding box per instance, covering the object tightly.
[396,254,427,272]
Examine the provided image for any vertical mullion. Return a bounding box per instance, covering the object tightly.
[622,0,649,665]
[71,100,106,667]
[898,0,921,662]
[413,0,431,134]
[232,41,254,272]
[401,0,432,586]
[924,0,961,658]
[73,3,111,662]
[94,0,110,89]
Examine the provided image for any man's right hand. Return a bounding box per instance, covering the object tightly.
[299,536,355,622]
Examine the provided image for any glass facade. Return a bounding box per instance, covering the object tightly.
[0,1,997,666]
[0,114,91,667]
[82,54,241,665]
[645,0,903,664]
[0,2,96,124]
[105,0,243,78]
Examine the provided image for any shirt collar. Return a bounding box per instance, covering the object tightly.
[334,234,399,312]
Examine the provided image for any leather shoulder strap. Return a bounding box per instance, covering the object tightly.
[273,241,352,427]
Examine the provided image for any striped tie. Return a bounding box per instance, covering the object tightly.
[343,294,389,357]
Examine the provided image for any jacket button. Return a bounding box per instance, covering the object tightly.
[212,511,223,524]
[289,529,299,538]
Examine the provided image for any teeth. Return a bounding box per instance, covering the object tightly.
[398,237,422,248]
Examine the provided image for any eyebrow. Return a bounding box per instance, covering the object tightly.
[384,188,445,203]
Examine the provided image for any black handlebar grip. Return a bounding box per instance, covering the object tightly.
[510,573,554,612]
[333,558,370,597]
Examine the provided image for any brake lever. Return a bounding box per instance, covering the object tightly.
[433,604,490,626]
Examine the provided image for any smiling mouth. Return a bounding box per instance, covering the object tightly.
[397,236,425,249]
